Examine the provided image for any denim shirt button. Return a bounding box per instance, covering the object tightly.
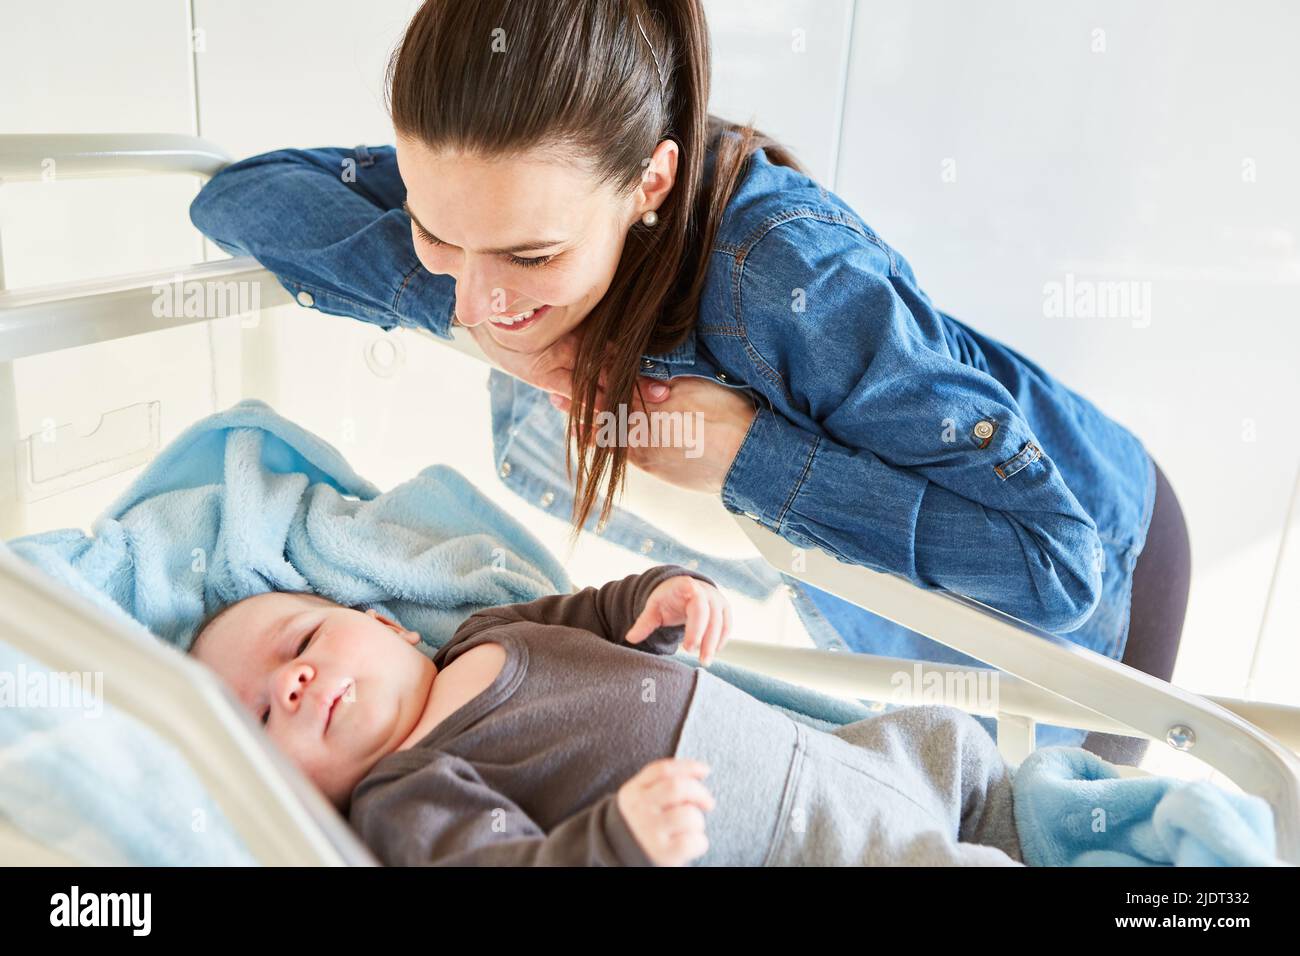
[685,558,700,570]
[973,420,994,440]
[639,537,655,553]
[716,371,729,382]
[641,359,656,370]
[296,290,315,307]
[538,490,554,507]
[743,511,759,520]
[499,461,512,478]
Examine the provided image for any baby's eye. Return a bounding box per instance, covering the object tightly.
[295,624,320,658]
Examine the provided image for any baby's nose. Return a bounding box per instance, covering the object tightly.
[277,663,314,713]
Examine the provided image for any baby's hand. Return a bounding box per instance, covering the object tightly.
[625,575,732,665]
[616,758,714,866]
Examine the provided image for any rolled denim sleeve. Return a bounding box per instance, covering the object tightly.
[188,145,456,339]
[720,217,1104,634]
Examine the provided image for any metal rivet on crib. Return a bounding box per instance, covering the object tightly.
[539,490,555,507]
[1166,724,1196,751]
[499,461,512,477]
[640,537,655,553]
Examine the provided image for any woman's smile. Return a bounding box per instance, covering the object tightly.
[487,303,552,332]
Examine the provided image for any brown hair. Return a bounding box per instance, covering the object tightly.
[385,0,806,536]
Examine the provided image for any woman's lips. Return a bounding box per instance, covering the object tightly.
[488,303,550,332]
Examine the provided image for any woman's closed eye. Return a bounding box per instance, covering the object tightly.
[412,221,555,269]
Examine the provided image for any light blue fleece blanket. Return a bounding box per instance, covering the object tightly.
[7,399,575,651]
[1012,746,1284,866]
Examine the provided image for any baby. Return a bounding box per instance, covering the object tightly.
[190,564,1024,866]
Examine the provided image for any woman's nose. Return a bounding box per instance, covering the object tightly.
[453,267,514,326]
[274,662,314,715]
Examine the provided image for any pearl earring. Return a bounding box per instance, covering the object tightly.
[641,209,659,227]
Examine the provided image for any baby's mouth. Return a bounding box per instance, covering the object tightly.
[323,680,353,735]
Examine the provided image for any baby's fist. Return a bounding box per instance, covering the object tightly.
[616,758,714,866]
[625,575,732,665]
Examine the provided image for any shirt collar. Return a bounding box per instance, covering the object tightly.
[642,324,698,365]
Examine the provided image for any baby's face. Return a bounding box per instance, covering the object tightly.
[191,592,435,810]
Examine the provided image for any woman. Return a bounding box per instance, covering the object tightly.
[190,0,1190,763]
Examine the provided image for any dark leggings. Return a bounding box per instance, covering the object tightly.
[1080,459,1192,765]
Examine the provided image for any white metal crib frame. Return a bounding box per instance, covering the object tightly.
[0,134,1296,866]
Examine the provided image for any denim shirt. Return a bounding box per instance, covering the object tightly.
[189,139,1156,737]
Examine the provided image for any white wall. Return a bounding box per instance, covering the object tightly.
[0,0,226,535]
[1,1,1295,708]
[832,0,1300,704]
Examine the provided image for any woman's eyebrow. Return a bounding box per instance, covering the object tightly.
[401,200,565,254]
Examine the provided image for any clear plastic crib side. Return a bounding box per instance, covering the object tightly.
[0,546,377,866]
[1,132,1295,867]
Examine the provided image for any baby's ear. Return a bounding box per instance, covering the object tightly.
[365,608,420,644]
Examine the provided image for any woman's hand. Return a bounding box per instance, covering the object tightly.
[550,375,758,495]
[625,574,733,665]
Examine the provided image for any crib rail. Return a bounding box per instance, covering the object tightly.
[716,641,1300,752]
[0,134,293,355]
[0,133,230,182]
[0,258,292,361]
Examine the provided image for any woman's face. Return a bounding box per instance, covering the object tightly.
[396,134,677,354]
